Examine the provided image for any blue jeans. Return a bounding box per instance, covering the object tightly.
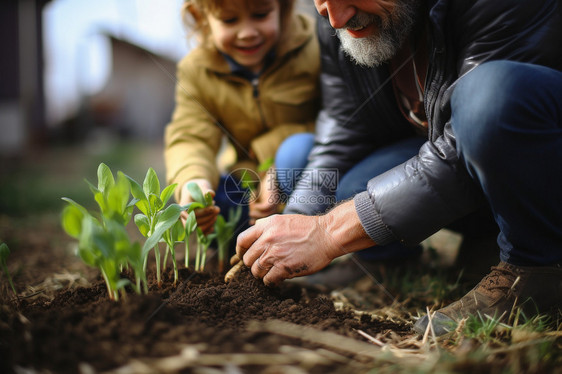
[451,61,562,266]
[275,132,316,195]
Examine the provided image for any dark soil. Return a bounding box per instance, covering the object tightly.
[0,215,413,374]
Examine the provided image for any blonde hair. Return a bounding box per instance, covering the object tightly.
[182,0,295,47]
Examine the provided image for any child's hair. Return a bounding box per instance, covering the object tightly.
[182,0,296,47]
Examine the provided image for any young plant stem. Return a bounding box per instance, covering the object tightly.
[100,269,116,301]
[162,247,169,273]
[1,243,18,298]
[218,243,225,273]
[169,244,178,286]
[154,245,162,287]
[201,247,207,272]
[195,241,201,272]
[185,239,189,268]
[1,261,17,298]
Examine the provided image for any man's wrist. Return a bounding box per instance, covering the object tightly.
[317,200,376,259]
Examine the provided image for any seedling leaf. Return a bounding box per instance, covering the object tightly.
[61,204,85,239]
[97,163,115,193]
[258,157,274,172]
[142,204,184,258]
[186,182,205,205]
[143,168,160,197]
[160,183,177,206]
[61,197,90,216]
[149,193,163,212]
[204,192,213,206]
[172,219,186,242]
[134,214,150,237]
[185,210,197,234]
[0,243,9,262]
[125,174,150,216]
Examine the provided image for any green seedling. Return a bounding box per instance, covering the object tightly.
[128,168,185,287]
[186,182,215,271]
[162,219,186,286]
[62,163,142,300]
[183,210,197,268]
[84,162,136,226]
[186,181,213,209]
[62,163,193,297]
[214,206,243,273]
[62,200,135,300]
[0,242,17,298]
[195,227,213,272]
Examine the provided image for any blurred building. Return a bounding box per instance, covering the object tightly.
[86,34,177,140]
[0,0,51,156]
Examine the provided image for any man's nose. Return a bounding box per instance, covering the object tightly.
[313,0,356,29]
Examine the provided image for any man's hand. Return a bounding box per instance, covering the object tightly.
[235,200,376,286]
[179,179,220,234]
[236,214,336,286]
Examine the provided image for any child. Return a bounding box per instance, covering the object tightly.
[164,0,320,233]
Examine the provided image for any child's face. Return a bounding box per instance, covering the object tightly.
[207,0,281,73]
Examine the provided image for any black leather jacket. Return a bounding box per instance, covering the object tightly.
[285,0,562,246]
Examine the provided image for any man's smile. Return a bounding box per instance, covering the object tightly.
[346,23,376,38]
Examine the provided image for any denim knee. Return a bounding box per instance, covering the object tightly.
[451,61,538,167]
[276,133,315,195]
[275,133,315,170]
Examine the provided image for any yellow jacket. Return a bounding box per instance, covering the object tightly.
[164,14,320,195]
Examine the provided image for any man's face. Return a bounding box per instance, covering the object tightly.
[314,0,420,67]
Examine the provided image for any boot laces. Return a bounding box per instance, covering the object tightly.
[479,265,520,294]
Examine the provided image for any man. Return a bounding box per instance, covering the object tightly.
[236,0,562,336]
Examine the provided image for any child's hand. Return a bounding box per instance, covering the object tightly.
[249,168,279,225]
[180,179,220,234]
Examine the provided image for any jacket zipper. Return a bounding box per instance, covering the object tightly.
[425,25,445,141]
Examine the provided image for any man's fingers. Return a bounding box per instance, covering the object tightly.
[235,218,270,262]
[230,254,241,266]
[262,265,285,287]
[250,255,272,279]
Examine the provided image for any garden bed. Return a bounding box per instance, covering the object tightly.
[0,215,416,373]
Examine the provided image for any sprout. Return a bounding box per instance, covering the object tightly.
[0,242,17,298]
[185,182,214,271]
[62,163,141,300]
[127,168,186,287]
[183,210,197,268]
[162,219,186,286]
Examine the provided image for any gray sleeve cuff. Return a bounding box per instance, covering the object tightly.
[353,191,396,246]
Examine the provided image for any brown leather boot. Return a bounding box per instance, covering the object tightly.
[414,261,562,336]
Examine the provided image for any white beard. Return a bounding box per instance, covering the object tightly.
[336,2,419,67]
[337,29,398,67]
